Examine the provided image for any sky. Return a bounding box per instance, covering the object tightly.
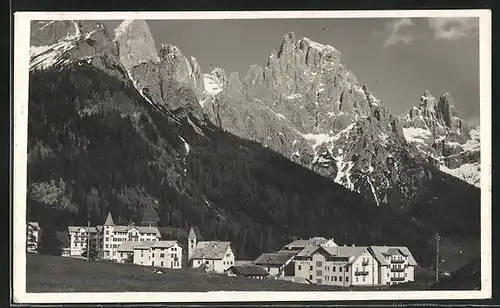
[103,17,480,124]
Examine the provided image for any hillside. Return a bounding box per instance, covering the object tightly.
[27,20,480,271]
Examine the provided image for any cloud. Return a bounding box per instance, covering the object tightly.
[428,17,479,40]
[383,18,414,48]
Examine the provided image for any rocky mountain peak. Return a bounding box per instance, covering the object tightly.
[114,20,159,73]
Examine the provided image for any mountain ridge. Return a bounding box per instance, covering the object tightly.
[27,19,480,271]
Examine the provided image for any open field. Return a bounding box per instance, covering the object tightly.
[26,254,476,293]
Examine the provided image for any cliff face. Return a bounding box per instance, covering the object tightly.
[27,19,480,266]
[400,91,480,187]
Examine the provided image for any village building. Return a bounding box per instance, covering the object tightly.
[187,227,235,273]
[291,243,417,286]
[132,240,182,269]
[253,251,297,278]
[225,265,269,279]
[100,213,161,261]
[281,237,338,251]
[370,246,418,285]
[66,225,100,257]
[65,213,161,261]
[26,222,40,253]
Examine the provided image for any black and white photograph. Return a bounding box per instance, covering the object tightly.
[13,10,491,303]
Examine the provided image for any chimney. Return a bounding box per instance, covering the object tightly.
[352,244,355,247]
[343,244,346,247]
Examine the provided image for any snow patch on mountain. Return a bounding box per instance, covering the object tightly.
[203,73,224,96]
[402,127,432,144]
[30,40,77,71]
[440,162,480,188]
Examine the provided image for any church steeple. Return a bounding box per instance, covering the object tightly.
[188,227,197,262]
[104,212,114,226]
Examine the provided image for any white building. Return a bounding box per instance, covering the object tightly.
[291,244,417,286]
[66,226,99,257]
[370,246,417,285]
[65,213,161,260]
[132,240,182,269]
[26,222,40,253]
[187,227,234,273]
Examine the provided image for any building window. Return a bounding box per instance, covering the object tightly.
[317,279,322,284]
[339,276,342,282]
[152,253,155,258]
[161,261,164,267]
[309,275,312,280]
[152,261,154,266]
[316,261,322,267]
[346,277,349,282]
[387,273,389,277]
[309,266,313,271]
[333,266,336,272]
[160,253,165,258]
[339,268,342,272]
[298,265,301,270]
[362,276,366,282]
[334,276,337,282]
[356,277,358,282]
[121,253,123,257]
[345,267,349,272]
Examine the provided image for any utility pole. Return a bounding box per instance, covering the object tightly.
[435,232,440,283]
[86,219,90,261]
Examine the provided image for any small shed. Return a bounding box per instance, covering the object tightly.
[225,265,270,279]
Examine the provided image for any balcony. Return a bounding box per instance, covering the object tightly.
[362,260,369,266]
[391,259,405,264]
[391,267,405,272]
[391,277,405,282]
[355,270,369,276]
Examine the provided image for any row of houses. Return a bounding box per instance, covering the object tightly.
[61,213,236,273]
[241,237,417,286]
[28,213,417,286]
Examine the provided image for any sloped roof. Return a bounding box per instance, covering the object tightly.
[116,241,141,252]
[110,225,161,237]
[28,222,40,230]
[370,246,418,266]
[226,265,269,276]
[235,260,254,266]
[318,245,369,264]
[104,212,114,226]
[283,237,334,249]
[188,227,197,239]
[133,242,156,250]
[150,240,178,249]
[68,226,98,233]
[254,251,296,266]
[190,241,231,260]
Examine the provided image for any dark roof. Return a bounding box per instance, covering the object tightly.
[104,213,114,226]
[226,265,269,277]
[254,251,296,266]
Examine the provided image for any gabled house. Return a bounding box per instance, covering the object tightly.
[187,227,235,273]
[254,251,297,278]
[370,246,418,285]
[26,222,40,253]
[225,265,269,279]
[67,226,99,257]
[294,244,379,286]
